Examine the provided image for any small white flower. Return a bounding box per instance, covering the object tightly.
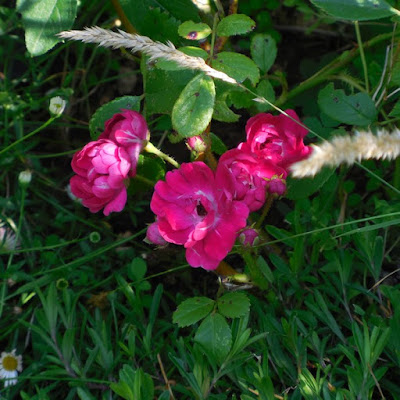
[18,170,32,187]
[49,96,66,116]
[0,349,23,387]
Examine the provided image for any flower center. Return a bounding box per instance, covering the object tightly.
[2,355,17,371]
[196,203,207,217]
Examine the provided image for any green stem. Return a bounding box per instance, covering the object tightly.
[144,142,180,168]
[330,73,366,92]
[255,194,274,230]
[0,118,56,156]
[209,13,219,61]
[354,21,369,93]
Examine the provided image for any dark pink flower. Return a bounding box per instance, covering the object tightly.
[150,162,249,270]
[216,148,287,212]
[70,139,131,216]
[99,110,149,176]
[239,110,312,169]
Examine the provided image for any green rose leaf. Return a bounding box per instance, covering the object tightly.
[213,52,260,85]
[173,297,215,327]
[89,96,141,140]
[156,47,208,71]
[194,313,232,364]
[210,132,228,155]
[178,21,212,40]
[172,73,216,137]
[179,46,209,59]
[389,100,400,117]
[251,34,277,73]
[217,292,250,319]
[255,79,276,112]
[17,0,78,56]
[310,0,395,21]
[143,57,196,116]
[217,14,256,37]
[213,99,240,122]
[318,83,377,126]
[119,0,200,43]
[286,168,335,200]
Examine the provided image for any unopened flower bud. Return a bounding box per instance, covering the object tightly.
[239,228,259,247]
[18,170,32,187]
[267,175,286,196]
[145,222,167,246]
[49,96,66,117]
[186,135,207,153]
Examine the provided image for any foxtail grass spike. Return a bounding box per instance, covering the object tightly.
[290,130,400,178]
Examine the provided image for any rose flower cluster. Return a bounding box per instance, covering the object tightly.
[70,109,311,270]
[70,110,149,216]
[147,110,311,270]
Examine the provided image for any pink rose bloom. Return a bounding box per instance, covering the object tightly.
[239,109,312,169]
[99,110,149,176]
[150,162,249,270]
[70,139,131,216]
[216,148,287,212]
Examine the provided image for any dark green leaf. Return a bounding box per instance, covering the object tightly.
[132,154,165,194]
[210,132,228,155]
[172,73,215,137]
[213,52,260,85]
[255,79,275,112]
[389,100,400,117]
[119,0,200,43]
[217,14,256,37]
[17,0,77,56]
[213,99,240,122]
[287,167,334,200]
[143,62,196,115]
[217,292,250,318]
[318,83,377,126]
[194,313,232,363]
[173,297,215,327]
[89,96,141,140]
[127,258,147,281]
[251,34,277,73]
[256,256,274,284]
[310,0,395,21]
